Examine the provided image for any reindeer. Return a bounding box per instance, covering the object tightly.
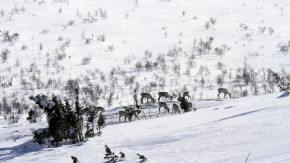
[140,93,155,104]
[189,102,197,111]
[158,92,173,102]
[183,91,191,101]
[172,104,180,114]
[158,102,170,113]
[119,109,141,122]
[217,88,231,99]
[92,106,105,114]
[119,111,129,122]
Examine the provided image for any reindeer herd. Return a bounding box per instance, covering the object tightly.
[115,88,231,123]
[115,91,194,123]
[29,88,231,124]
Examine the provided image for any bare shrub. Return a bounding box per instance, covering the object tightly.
[82,56,91,65]
[1,48,9,63]
[135,61,143,71]
[214,44,231,58]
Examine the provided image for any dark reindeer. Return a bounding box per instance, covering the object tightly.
[140,93,155,104]
[158,92,173,102]
[183,91,191,101]
[172,104,180,114]
[158,102,170,113]
[217,88,231,99]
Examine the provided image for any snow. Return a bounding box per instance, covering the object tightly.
[1,0,290,162]
[1,93,290,163]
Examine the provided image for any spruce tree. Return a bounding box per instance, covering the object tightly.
[27,109,37,123]
[271,70,290,92]
[96,114,105,136]
[64,99,79,143]
[49,96,66,146]
[74,88,84,142]
[84,106,97,138]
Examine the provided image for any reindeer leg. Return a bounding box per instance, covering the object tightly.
[143,111,146,119]
[136,114,140,120]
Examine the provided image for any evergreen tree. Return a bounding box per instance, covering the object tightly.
[49,96,67,146]
[271,70,290,92]
[30,92,106,146]
[84,105,98,138]
[74,88,84,142]
[27,109,37,123]
[96,114,105,136]
[84,122,94,138]
[64,99,79,144]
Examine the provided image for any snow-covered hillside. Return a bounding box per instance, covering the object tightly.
[1,0,290,108]
[1,93,290,163]
[1,0,290,162]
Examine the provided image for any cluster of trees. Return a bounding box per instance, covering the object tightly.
[0,96,30,124]
[30,88,105,147]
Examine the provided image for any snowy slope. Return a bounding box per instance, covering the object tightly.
[1,0,290,162]
[1,0,290,108]
[1,92,290,163]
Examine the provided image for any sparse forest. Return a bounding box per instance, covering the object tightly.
[1,0,290,162]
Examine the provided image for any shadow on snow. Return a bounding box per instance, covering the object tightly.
[0,140,43,162]
[211,107,274,123]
